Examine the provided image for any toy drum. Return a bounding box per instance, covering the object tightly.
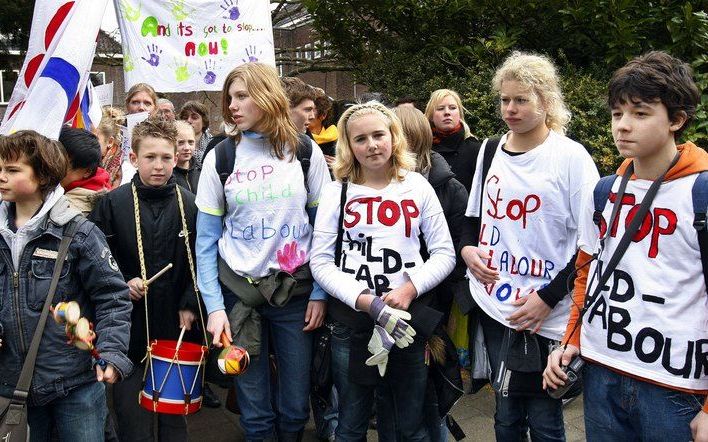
[140,340,208,415]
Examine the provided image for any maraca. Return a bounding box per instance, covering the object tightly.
[217,332,250,376]
[52,301,81,325]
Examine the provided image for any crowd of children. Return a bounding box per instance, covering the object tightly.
[0,49,706,442]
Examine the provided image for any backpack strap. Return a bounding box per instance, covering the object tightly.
[593,175,618,227]
[692,171,708,290]
[215,137,236,187]
[477,138,500,217]
[296,133,313,194]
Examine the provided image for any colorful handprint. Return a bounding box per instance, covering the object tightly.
[199,60,218,85]
[221,0,240,20]
[169,0,195,21]
[120,0,141,22]
[141,44,162,67]
[124,53,135,72]
[171,58,190,82]
[242,45,261,63]
[276,241,306,274]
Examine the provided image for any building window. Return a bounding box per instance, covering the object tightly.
[0,69,20,105]
[89,71,106,86]
[304,43,313,60]
[277,63,285,77]
[314,40,322,59]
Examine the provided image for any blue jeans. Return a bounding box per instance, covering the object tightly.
[583,362,705,441]
[27,381,106,442]
[331,322,430,442]
[480,312,565,442]
[233,296,313,440]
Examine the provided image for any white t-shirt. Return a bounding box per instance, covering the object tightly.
[311,171,456,309]
[195,134,331,278]
[466,131,599,340]
[578,173,708,391]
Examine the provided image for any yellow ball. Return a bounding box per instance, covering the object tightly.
[217,345,250,375]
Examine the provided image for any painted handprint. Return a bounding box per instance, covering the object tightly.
[124,53,135,72]
[169,0,195,21]
[141,44,162,67]
[242,45,261,63]
[277,241,306,274]
[120,0,141,22]
[171,58,190,82]
[221,0,240,20]
[199,60,217,85]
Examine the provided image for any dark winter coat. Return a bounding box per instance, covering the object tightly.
[0,195,132,405]
[89,176,200,364]
[174,162,201,194]
[432,130,481,193]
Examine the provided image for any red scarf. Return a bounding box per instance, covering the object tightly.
[432,122,463,145]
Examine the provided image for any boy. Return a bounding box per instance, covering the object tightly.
[543,51,708,441]
[90,118,200,441]
[281,76,316,133]
[58,126,112,215]
[0,130,132,441]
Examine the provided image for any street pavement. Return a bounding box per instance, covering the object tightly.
[187,384,586,441]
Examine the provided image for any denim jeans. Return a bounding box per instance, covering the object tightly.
[480,312,565,442]
[583,361,705,441]
[27,381,106,442]
[112,365,188,442]
[331,322,430,442]
[233,296,313,441]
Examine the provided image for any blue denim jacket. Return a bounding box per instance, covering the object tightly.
[0,194,133,406]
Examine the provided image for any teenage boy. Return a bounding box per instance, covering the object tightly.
[281,76,316,133]
[90,118,200,442]
[0,130,132,441]
[58,126,112,215]
[543,51,708,441]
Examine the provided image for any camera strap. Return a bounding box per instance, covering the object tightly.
[564,152,680,345]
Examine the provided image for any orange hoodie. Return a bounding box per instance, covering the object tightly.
[563,142,708,407]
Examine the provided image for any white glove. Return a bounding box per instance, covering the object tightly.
[368,296,416,348]
[366,325,395,376]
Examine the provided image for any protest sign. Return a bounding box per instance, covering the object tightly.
[115,0,275,93]
[95,82,114,107]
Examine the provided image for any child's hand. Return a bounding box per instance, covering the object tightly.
[179,309,196,331]
[96,363,119,384]
[127,277,145,301]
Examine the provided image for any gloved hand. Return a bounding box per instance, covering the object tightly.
[366,325,394,376]
[368,296,416,348]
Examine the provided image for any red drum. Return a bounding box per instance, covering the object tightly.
[140,340,208,415]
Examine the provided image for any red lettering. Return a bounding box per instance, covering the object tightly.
[185,41,196,56]
[510,255,518,275]
[649,208,677,258]
[401,199,419,237]
[607,192,636,237]
[625,205,652,242]
[342,197,419,237]
[479,223,488,246]
[344,200,361,228]
[208,41,218,55]
[487,249,498,271]
[378,200,400,227]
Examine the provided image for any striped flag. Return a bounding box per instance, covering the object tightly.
[0,0,108,139]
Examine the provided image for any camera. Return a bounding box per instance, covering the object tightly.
[546,356,584,399]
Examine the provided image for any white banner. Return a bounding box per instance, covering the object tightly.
[94,82,114,107]
[115,0,275,93]
[0,0,108,139]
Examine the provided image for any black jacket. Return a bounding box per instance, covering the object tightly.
[90,176,200,364]
[424,152,470,318]
[432,130,481,193]
[174,162,201,194]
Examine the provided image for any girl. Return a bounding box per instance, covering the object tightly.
[310,102,456,441]
[173,120,201,193]
[179,101,212,169]
[424,89,481,192]
[460,52,599,441]
[96,106,125,188]
[195,62,331,442]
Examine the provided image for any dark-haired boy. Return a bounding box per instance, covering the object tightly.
[90,118,200,442]
[58,126,111,215]
[544,51,708,441]
[0,130,132,441]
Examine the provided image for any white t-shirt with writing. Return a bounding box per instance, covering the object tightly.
[578,173,708,391]
[196,134,331,278]
[311,171,456,309]
[466,131,599,340]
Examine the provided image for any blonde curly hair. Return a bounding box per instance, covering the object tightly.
[492,51,571,134]
[333,101,415,184]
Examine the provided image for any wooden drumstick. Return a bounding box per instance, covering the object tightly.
[144,263,173,287]
[220,331,232,348]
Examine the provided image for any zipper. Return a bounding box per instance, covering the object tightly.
[12,270,26,352]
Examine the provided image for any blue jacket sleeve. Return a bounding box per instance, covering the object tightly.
[196,210,224,314]
[306,205,328,302]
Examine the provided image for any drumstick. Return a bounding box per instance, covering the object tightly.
[220,331,232,348]
[175,325,187,351]
[144,263,173,287]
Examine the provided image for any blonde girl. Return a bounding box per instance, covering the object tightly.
[195,63,331,441]
[96,106,125,188]
[460,51,599,441]
[311,102,455,441]
[173,120,200,193]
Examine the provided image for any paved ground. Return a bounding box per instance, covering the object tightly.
[187,384,586,441]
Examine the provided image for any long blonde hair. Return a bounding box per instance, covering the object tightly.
[333,101,415,184]
[492,51,571,134]
[125,83,158,113]
[393,106,432,174]
[221,63,298,160]
[424,89,472,138]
